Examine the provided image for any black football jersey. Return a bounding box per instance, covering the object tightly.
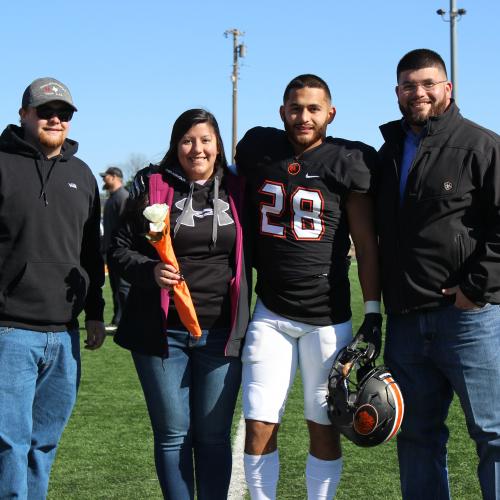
[236,126,377,325]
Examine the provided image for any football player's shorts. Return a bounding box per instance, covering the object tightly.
[242,299,352,425]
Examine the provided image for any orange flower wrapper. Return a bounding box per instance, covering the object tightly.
[147,210,201,339]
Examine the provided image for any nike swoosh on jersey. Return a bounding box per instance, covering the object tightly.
[305,173,320,179]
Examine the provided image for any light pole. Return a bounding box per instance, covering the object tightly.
[224,29,246,162]
[437,0,467,102]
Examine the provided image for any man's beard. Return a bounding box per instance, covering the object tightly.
[399,96,449,128]
[38,129,65,150]
[283,120,325,153]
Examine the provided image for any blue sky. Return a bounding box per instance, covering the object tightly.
[2,0,498,182]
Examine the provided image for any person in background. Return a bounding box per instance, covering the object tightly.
[377,48,500,499]
[110,108,251,500]
[100,166,130,331]
[0,77,105,498]
[236,74,381,500]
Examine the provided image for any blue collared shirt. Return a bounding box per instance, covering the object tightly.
[400,124,424,202]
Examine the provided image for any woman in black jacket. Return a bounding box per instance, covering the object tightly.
[110,109,250,500]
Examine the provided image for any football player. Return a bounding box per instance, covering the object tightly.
[235,74,381,499]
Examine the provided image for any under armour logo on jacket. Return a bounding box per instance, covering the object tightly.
[174,198,234,227]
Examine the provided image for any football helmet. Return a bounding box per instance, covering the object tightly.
[326,339,404,447]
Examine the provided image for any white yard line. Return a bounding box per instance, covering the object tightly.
[228,414,247,499]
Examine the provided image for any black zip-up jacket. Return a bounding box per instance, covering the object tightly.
[0,125,104,331]
[376,101,500,314]
[109,164,251,358]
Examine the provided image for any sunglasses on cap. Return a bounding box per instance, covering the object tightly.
[35,105,74,122]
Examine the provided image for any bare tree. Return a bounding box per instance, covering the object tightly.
[122,153,148,179]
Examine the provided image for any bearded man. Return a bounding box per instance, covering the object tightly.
[99,166,130,331]
[377,49,500,499]
[0,77,105,498]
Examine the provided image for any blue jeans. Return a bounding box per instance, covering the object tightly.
[385,304,500,500]
[0,327,80,499]
[132,328,241,500]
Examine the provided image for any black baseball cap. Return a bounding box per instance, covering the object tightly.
[99,167,123,178]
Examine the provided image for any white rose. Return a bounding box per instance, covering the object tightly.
[143,204,169,233]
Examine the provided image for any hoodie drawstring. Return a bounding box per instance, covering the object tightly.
[34,156,58,207]
[173,175,222,249]
[173,182,195,238]
[211,175,220,248]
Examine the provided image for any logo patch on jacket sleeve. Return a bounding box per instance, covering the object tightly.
[443,181,453,191]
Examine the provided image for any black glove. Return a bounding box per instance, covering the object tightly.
[353,313,382,361]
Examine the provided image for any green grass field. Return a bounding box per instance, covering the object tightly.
[47,268,481,499]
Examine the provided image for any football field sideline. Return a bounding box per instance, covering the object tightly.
[228,415,246,499]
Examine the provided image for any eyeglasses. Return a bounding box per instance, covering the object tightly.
[35,105,74,122]
[399,80,448,94]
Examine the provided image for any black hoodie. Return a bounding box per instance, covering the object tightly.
[0,124,104,331]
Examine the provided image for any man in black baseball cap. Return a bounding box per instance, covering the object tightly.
[100,166,130,331]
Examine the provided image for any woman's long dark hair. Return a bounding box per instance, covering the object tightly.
[125,109,228,233]
[159,108,228,172]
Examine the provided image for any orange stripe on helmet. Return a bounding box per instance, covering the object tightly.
[383,376,405,442]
